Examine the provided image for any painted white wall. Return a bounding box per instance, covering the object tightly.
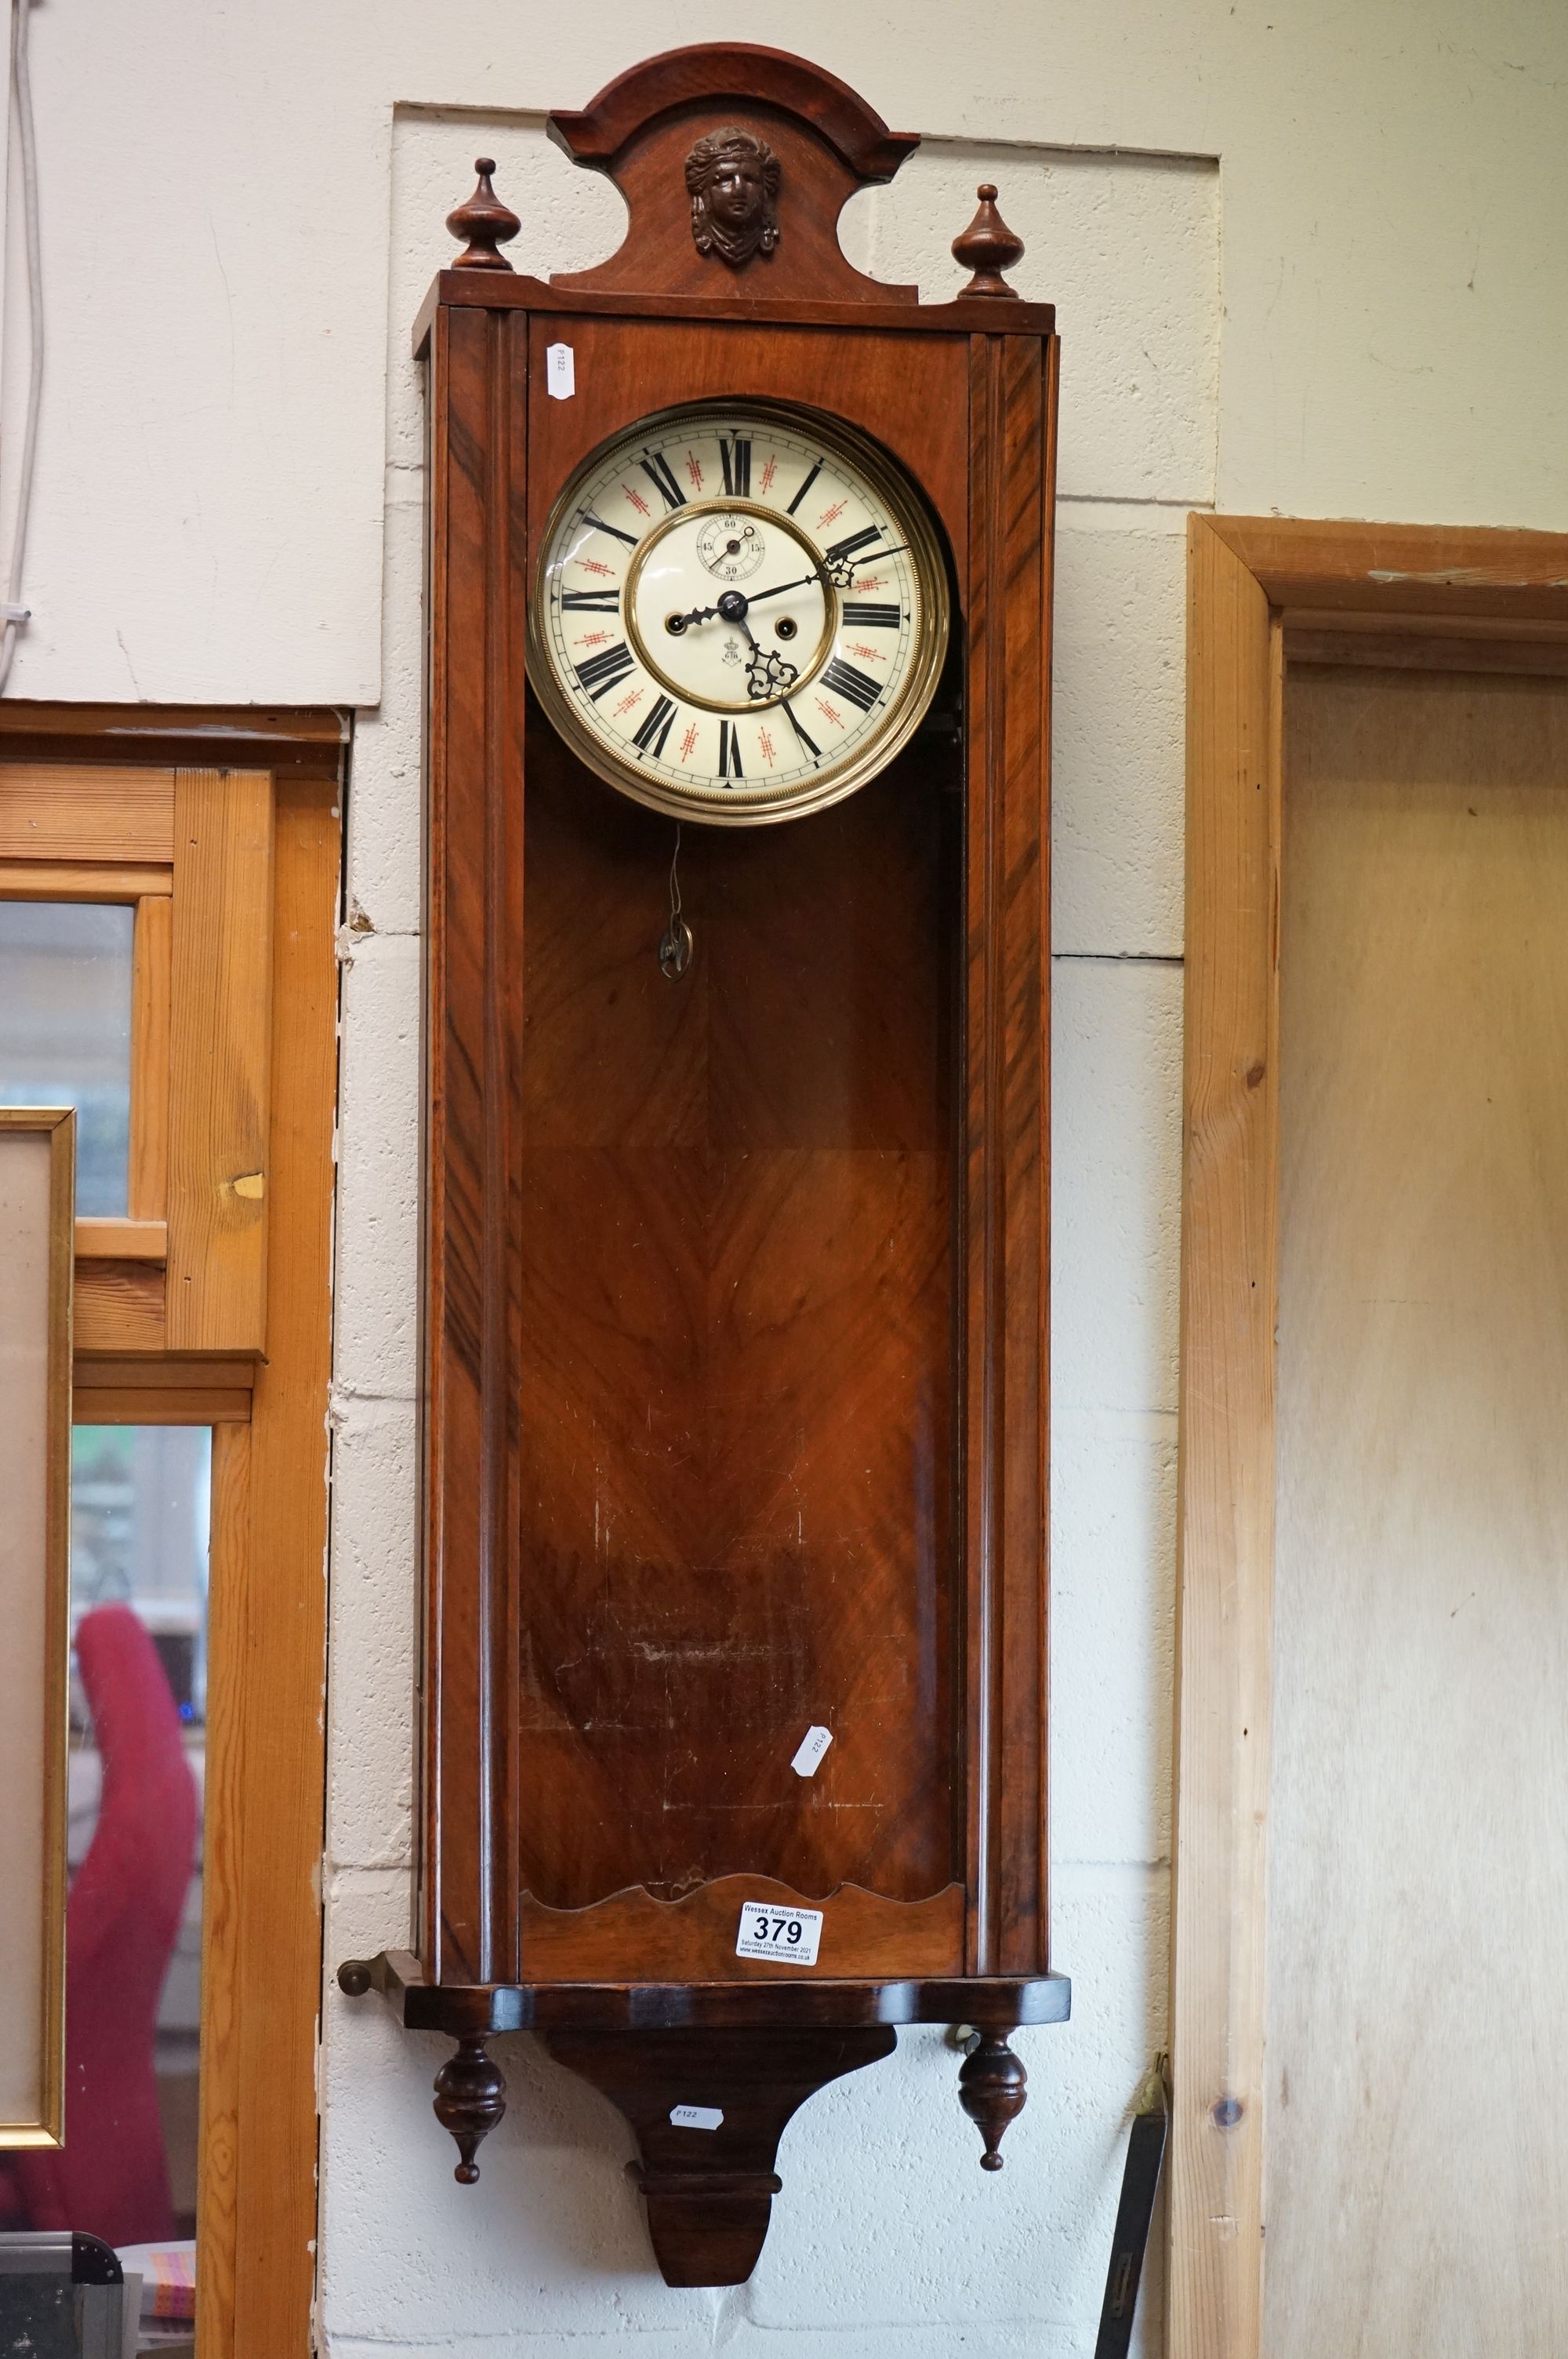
[9,1,1566,2350]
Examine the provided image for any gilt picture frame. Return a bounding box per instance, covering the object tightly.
[0,1107,74,2146]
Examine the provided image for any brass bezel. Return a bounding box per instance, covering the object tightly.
[624,498,835,716]
[528,398,952,827]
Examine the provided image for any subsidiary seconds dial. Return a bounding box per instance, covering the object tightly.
[528,399,949,824]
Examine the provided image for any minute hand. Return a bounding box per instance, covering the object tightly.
[749,545,911,604]
[742,569,827,606]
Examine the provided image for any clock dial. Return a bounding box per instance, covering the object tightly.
[528,400,949,823]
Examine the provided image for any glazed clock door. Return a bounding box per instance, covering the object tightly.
[512,317,972,1982]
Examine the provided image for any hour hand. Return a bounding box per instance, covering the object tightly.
[746,646,799,700]
[665,602,721,634]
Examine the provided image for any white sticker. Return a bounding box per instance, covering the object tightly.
[669,2103,724,2132]
[546,342,575,400]
[790,1724,834,1778]
[735,1900,823,1966]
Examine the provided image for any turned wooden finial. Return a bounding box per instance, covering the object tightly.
[447,158,521,271]
[958,2030,1029,2169]
[432,2033,507,2183]
[952,183,1024,298]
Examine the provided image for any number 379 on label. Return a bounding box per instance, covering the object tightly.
[734,1900,824,1967]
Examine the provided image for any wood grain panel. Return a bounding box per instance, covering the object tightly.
[1265,666,1568,2358]
[74,1217,166,1259]
[422,300,528,1985]
[960,329,1052,1976]
[74,1387,250,1424]
[0,704,346,780]
[72,1352,255,1397]
[519,1877,964,1980]
[71,1358,252,1424]
[0,861,172,899]
[130,892,172,1219]
[524,317,971,583]
[166,768,274,1351]
[418,274,1054,352]
[1207,516,1568,627]
[515,728,960,1920]
[1170,516,1279,2359]
[0,764,176,860]
[226,774,336,2357]
[195,1420,249,2359]
[73,1259,165,1350]
[1287,625,1568,676]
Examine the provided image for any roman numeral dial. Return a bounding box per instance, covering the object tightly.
[530,399,949,825]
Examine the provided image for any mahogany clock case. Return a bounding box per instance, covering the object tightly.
[342,44,1067,2285]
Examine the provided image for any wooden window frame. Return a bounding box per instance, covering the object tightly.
[1171,522,1568,2359]
[0,754,277,1355]
[0,704,344,2357]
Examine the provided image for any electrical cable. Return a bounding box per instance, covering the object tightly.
[0,0,42,692]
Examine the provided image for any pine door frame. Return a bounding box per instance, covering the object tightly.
[1171,519,1568,2358]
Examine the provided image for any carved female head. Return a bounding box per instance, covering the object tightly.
[685,127,782,267]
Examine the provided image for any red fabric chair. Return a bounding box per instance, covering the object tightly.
[9,1603,199,2247]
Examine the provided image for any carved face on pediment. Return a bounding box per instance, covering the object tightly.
[685,127,781,267]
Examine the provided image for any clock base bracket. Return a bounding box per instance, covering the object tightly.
[338,1954,1070,2283]
[548,2023,896,2287]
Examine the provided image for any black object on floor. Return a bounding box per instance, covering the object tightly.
[1094,2056,1170,2359]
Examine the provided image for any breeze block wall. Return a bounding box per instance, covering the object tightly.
[9,4,1566,2351]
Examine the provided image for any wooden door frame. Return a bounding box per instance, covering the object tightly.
[1170,520,1568,2359]
[0,706,343,2357]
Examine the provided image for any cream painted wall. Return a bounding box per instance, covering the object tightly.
[7,2,1564,2352]
[7,1,1565,706]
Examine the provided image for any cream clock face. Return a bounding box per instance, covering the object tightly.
[528,400,949,824]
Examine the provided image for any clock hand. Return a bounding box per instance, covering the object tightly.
[741,570,825,606]
[706,595,801,699]
[746,546,911,603]
[666,577,818,634]
[668,543,909,636]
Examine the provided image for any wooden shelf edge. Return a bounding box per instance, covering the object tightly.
[338,1949,1072,2034]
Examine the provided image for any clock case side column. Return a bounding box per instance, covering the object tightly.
[960,324,1057,2085]
[419,295,529,2009]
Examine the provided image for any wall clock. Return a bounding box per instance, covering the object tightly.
[528,398,949,822]
[339,42,1068,2290]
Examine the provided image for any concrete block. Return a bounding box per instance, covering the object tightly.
[335,929,423,1402]
[743,1864,1167,2339]
[1053,518,1187,959]
[855,145,1218,504]
[1052,1408,1176,1868]
[343,495,426,941]
[326,1399,419,1869]
[1052,958,1182,1419]
[387,116,627,479]
[326,2336,699,2358]
[318,1916,713,2343]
